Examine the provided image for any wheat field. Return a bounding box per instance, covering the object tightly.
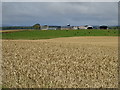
[2,37,118,88]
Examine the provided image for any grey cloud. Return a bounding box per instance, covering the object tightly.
[2,0,119,2]
[2,2,118,26]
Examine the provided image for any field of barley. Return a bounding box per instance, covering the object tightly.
[2,36,118,88]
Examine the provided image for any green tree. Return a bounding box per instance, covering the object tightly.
[33,24,41,30]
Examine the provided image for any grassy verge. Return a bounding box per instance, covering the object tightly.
[2,29,119,40]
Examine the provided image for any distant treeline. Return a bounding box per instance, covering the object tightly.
[109,26,120,29]
[2,26,34,30]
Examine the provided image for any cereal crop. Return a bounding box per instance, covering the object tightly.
[2,37,118,88]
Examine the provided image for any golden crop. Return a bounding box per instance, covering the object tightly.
[2,37,118,88]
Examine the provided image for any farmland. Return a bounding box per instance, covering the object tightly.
[2,29,119,88]
[2,36,118,88]
[2,29,118,40]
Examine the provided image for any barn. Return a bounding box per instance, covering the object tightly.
[41,25,61,30]
[61,26,73,30]
[99,25,108,29]
[87,26,93,29]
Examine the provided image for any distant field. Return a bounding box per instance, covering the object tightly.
[2,29,118,39]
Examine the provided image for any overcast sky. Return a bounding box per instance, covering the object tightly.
[2,2,118,26]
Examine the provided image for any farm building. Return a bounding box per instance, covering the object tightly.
[41,25,48,30]
[48,26,61,30]
[61,26,73,30]
[99,25,108,29]
[87,26,93,29]
[67,24,70,26]
[61,24,76,30]
[41,25,61,30]
[78,26,87,29]
[41,24,94,30]
[78,25,93,29]
[73,26,79,30]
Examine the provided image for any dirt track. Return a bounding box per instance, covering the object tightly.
[0,29,26,33]
[2,37,118,88]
